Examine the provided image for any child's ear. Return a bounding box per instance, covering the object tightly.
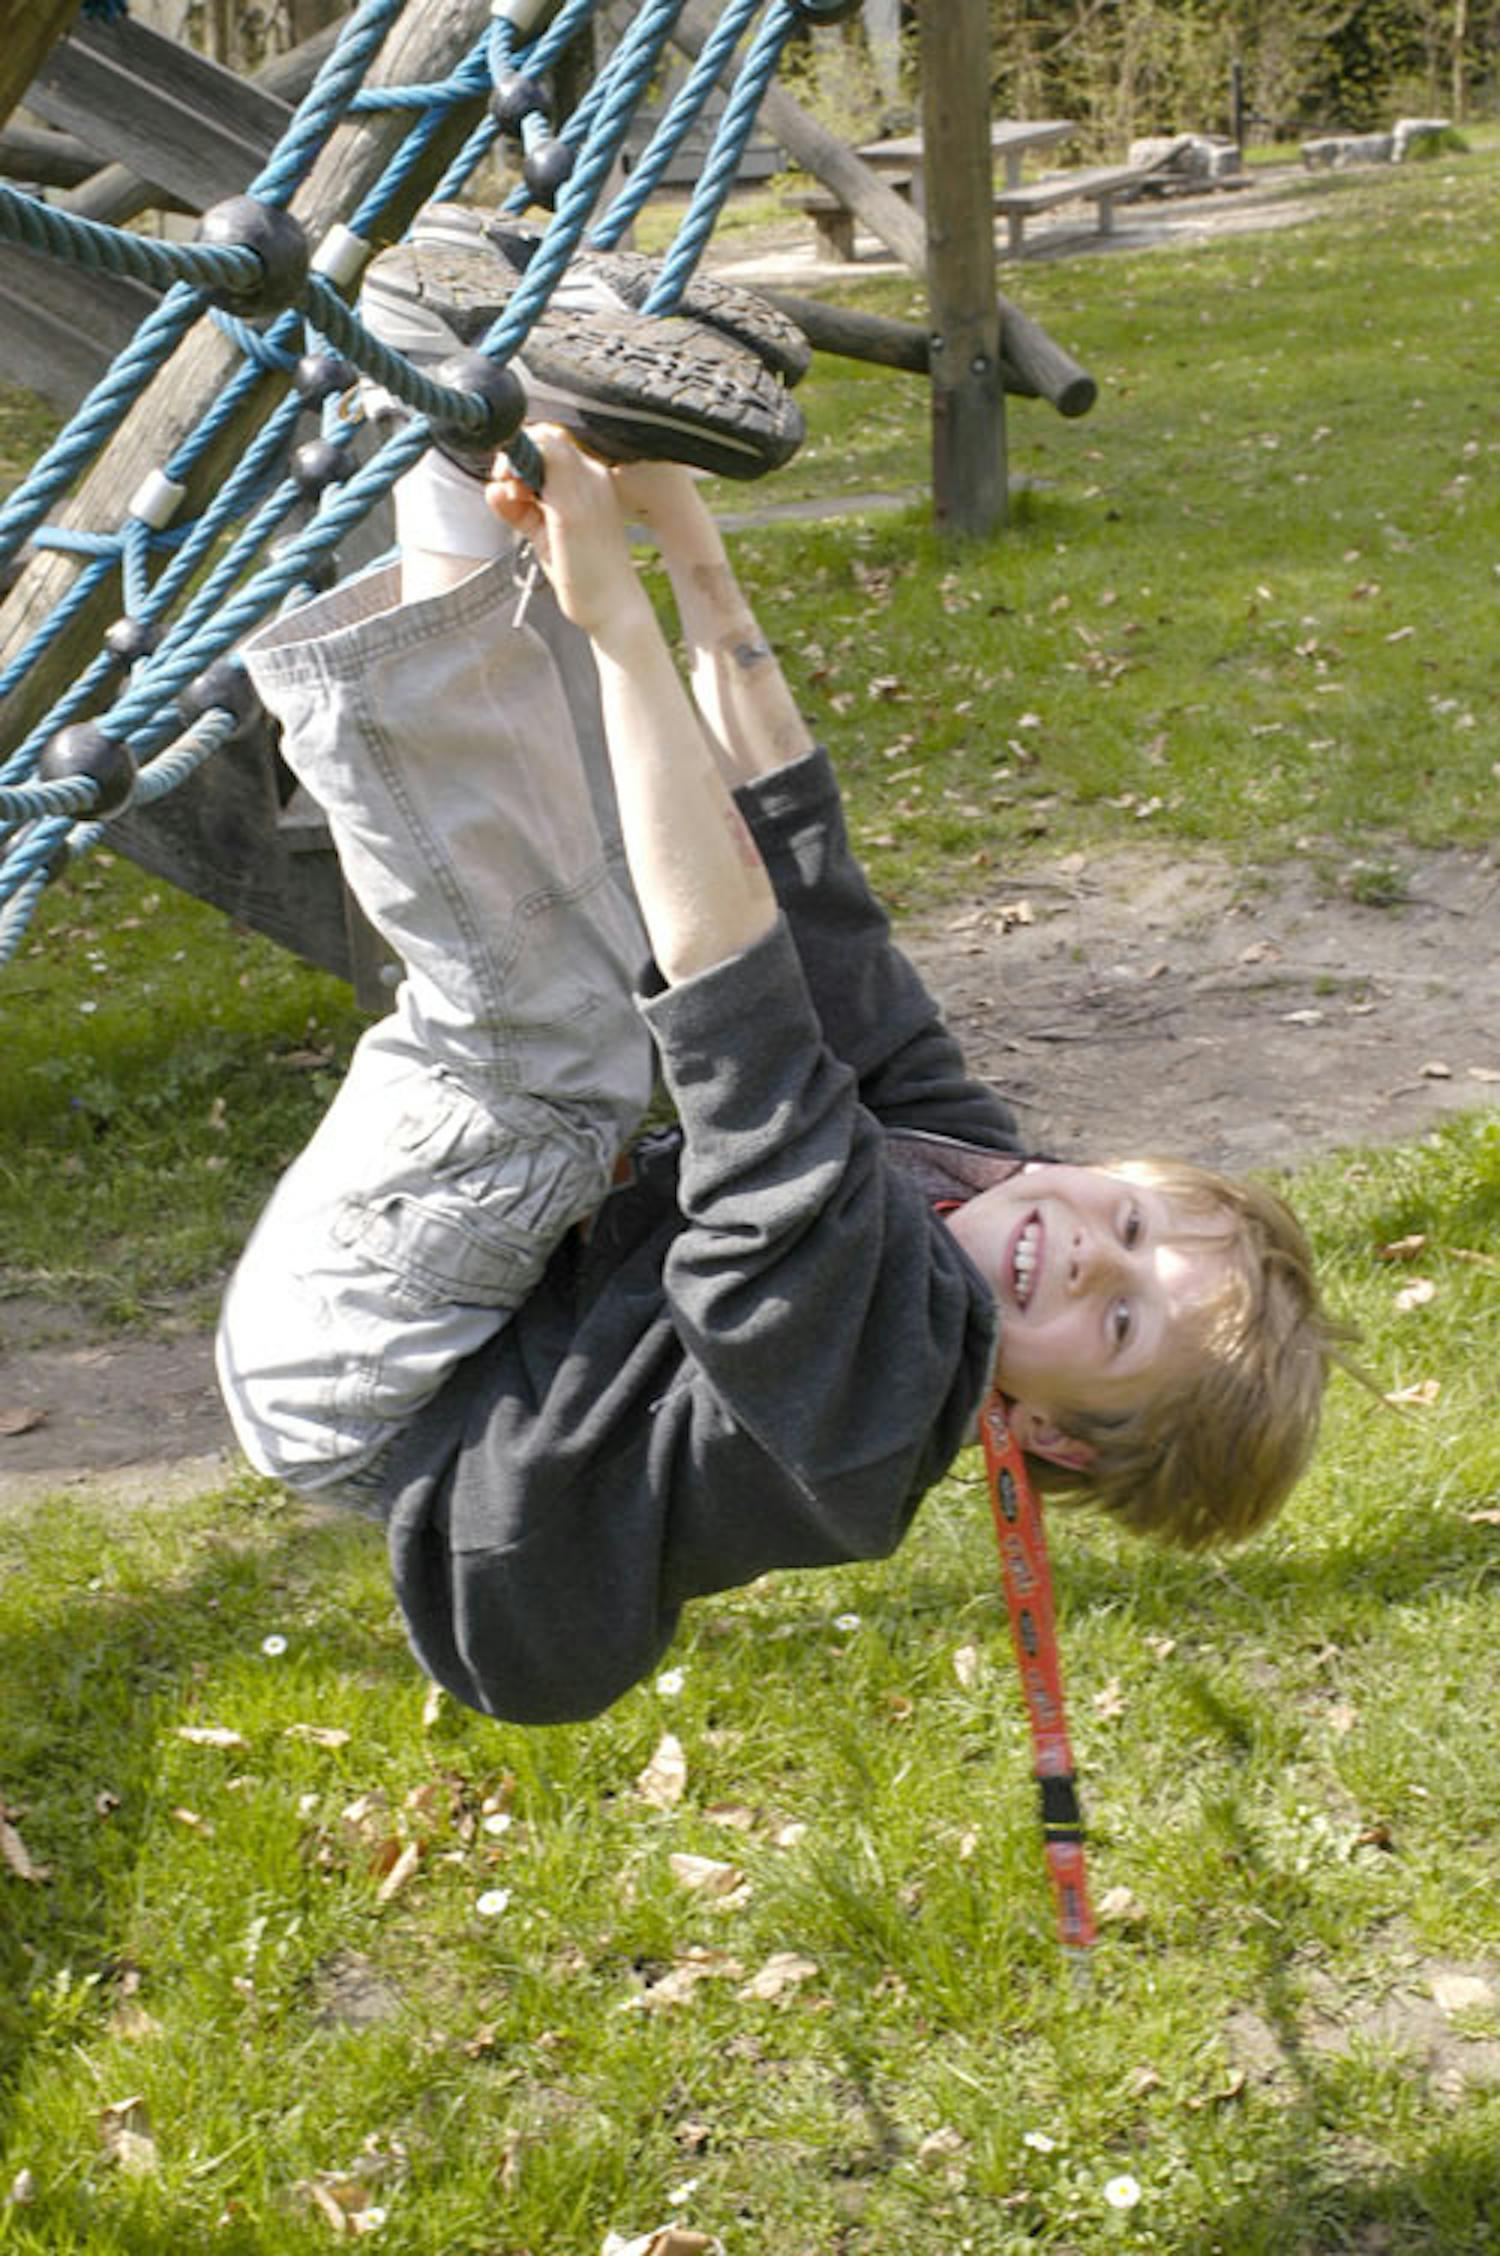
[1006,1401,1096,1474]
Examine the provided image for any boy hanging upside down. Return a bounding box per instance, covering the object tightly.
[218,422,1338,1726]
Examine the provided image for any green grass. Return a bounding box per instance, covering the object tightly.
[2,155,1499,2253]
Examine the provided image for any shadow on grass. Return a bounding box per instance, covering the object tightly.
[0,1493,408,2122]
[1180,2097,1500,2256]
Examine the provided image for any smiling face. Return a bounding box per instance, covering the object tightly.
[941,1161,1246,1453]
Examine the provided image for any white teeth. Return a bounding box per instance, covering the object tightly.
[1012,1219,1040,1306]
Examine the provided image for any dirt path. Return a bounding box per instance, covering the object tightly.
[4,170,1496,1505]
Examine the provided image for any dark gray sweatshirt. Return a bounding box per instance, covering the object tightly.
[381,749,1024,1722]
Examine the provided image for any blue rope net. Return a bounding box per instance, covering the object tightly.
[0,0,830,969]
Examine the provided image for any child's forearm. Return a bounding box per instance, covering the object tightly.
[619,473,815,789]
[590,595,777,985]
[487,435,777,988]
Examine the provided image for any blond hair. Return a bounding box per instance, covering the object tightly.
[1032,1159,1344,1550]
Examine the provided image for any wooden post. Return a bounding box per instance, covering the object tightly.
[917,0,1004,535]
[0,0,80,132]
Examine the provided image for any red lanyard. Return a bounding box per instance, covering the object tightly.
[979,1392,1096,1958]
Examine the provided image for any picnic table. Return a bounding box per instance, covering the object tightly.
[794,118,1074,261]
[859,118,1075,206]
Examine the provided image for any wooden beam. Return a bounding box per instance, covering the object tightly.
[760,290,1096,419]
[0,0,496,756]
[0,0,79,135]
[0,238,157,414]
[0,119,97,191]
[28,13,294,215]
[62,17,343,231]
[918,0,1004,535]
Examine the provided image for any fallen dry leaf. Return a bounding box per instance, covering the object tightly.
[601,2228,723,2256]
[0,1406,46,1437]
[703,1801,756,1833]
[668,1854,745,1899]
[1393,1277,1437,1313]
[1,1810,50,1884]
[635,1733,687,1809]
[736,1951,819,2003]
[1096,1886,1149,1926]
[285,1725,353,1749]
[623,1948,744,2012]
[1093,1677,1127,1721]
[1431,1972,1495,2014]
[1419,1060,1453,1079]
[1464,1507,1500,1525]
[1383,1378,1441,1408]
[299,2174,387,2236]
[1376,1233,1428,1261]
[421,1682,445,1730]
[99,2096,158,2177]
[374,1840,422,1903]
[175,1726,249,1752]
[952,1641,982,1688]
[1186,2068,1248,2110]
[169,1807,213,1836]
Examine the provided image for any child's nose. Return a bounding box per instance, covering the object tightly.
[1069,1227,1128,1294]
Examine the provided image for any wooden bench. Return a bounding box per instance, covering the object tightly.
[793,175,913,262]
[993,162,1155,255]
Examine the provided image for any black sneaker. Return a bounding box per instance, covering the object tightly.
[474,213,812,388]
[359,216,804,483]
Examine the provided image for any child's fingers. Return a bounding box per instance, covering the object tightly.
[485,459,544,533]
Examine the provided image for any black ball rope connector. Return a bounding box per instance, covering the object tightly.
[431,350,529,464]
[430,352,543,490]
[103,615,162,670]
[293,351,356,408]
[522,137,574,211]
[179,657,264,746]
[490,69,552,137]
[37,721,137,817]
[196,197,310,318]
[290,436,357,499]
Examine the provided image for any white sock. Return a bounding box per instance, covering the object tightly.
[393,444,514,563]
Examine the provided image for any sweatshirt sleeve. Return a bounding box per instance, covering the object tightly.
[733,748,1023,1155]
[638,915,999,1566]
